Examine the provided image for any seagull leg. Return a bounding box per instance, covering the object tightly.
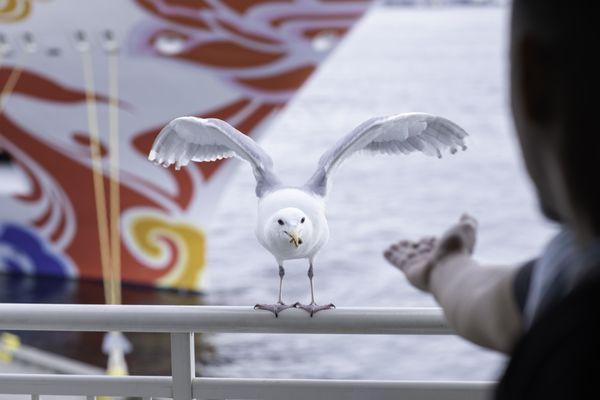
[294,262,335,317]
[254,265,294,317]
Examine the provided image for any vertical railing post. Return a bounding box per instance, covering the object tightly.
[171,332,195,400]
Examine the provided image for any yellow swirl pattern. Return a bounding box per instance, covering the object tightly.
[0,0,32,23]
[130,215,205,291]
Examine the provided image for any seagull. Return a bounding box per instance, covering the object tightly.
[148,113,468,316]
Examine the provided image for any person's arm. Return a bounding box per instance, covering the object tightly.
[429,254,522,353]
[384,215,523,354]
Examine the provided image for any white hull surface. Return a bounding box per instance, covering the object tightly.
[0,0,371,290]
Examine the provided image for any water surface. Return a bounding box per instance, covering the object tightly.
[203,5,556,381]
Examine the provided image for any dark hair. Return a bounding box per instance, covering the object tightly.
[513,1,599,233]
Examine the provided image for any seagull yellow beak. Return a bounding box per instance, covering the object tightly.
[287,229,302,248]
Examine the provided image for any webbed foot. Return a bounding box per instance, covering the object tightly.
[293,302,335,317]
[254,302,294,317]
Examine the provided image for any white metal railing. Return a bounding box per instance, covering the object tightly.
[0,304,494,399]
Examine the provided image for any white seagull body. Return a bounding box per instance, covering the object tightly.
[256,188,329,263]
[148,113,468,316]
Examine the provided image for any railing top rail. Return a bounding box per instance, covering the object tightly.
[0,374,493,399]
[192,377,493,400]
[0,374,172,397]
[0,304,450,334]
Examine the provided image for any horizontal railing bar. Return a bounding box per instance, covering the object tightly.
[193,377,493,400]
[0,374,494,399]
[0,374,172,397]
[0,304,450,334]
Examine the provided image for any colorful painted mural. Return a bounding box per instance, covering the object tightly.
[0,0,371,291]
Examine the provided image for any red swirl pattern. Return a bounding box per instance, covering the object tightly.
[0,0,370,288]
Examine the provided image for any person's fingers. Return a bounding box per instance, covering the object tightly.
[420,236,437,245]
[397,249,435,270]
[391,240,411,251]
[387,248,418,269]
[387,239,437,260]
[415,237,437,252]
[423,236,436,245]
[405,254,429,269]
[385,249,403,263]
[459,213,478,229]
[418,243,435,254]
[384,237,438,280]
[457,214,477,253]
[384,248,407,269]
[388,240,414,253]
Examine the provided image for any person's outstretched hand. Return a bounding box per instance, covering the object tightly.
[384,214,478,291]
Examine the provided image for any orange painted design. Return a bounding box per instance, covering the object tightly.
[14,160,41,202]
[236,65,315,92]
[222,0,291,14]
[128,215,206,291]
[161,0,212,9]
[0,0,31,23]
[32,202,52,228]
[217,18,282,45]
[49,207,68,243]
[0,114,177,284]
[136,0,212,30]
[1,0,372,289]
[72,133,109,158]
[176,41,285,68]
[132,98,252,209]
[13,161,68,243]
[303,27,349,39]
[0,68,112,105]
[237,103,281,133]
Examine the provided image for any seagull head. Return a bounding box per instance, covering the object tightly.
[270,207,310,249]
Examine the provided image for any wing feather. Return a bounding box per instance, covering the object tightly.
[305,113,468,196]
[148,117,280,197]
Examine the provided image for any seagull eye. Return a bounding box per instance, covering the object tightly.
[277,219,284,225]
[301,217,305,223]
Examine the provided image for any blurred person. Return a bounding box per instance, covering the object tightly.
[384,1,598,399]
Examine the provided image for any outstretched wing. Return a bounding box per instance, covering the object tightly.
[305,113,468,196]
[148,117,281,197]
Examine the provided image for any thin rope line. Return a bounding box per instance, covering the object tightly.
[107,47,122,305]
[103,37,129,380]
[80,46,113,305]
[0,57,24,112]
[0,55,25,158]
